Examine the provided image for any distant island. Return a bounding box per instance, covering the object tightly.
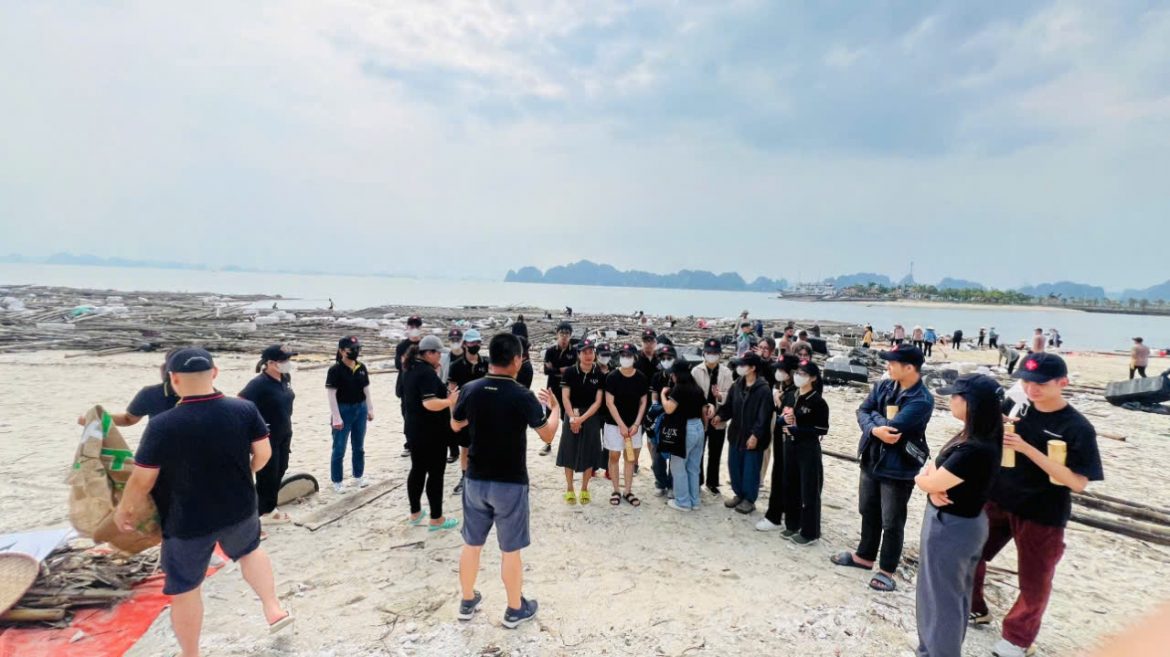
[505,260,1170,313]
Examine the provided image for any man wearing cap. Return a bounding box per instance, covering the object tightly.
[439,327,464,385]
[540,322,577,456]
[712,351,774,514]
[239,344,298,524]
[736,321,758,357]
[115,348,291,655]
[693,338,733,495]
[971,353,1104,657]
[448,329,489,492]
[1130,337,1151,379]
[395,315,425,457]
[635,329,660,382]
[832,343,933,593]
[327,336,374,492]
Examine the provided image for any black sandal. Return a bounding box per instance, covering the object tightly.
[830,551,873,570]
[610,491,622,506]
[623,493,641,507]
[869,572,897,592]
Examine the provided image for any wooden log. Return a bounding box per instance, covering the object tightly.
[1069,511,1170,547]
[296,480,405,532]
[0,608,67,622]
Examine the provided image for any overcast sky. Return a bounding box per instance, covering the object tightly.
[2,1,1167,290]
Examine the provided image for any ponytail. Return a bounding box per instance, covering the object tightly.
[402,344,421,371]
[255,359,266,374]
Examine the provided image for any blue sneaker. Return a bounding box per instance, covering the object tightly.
[502,597,538,629]
[457,590,482,621]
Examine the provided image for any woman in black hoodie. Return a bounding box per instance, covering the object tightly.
[713,352,775,515]
[780,360,829,545]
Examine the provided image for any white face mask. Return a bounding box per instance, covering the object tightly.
[660,359,675,371]
[277,361,295,375]
[735,365,748,377]
[794,374,810,388]
[450,342,463,353]
[620,357,635,369]
[705,354,720,364]
[775,370,789,383]
[406,328,421,339]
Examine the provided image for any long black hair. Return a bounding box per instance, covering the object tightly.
[796,360,824,396]
[942,376,1005,454]
[401,344,421,372]
[670,360,702,400]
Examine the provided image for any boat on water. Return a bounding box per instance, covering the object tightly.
[777,282,839,301]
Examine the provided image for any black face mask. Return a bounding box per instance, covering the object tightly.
[346,348,361,361]
[466,345,481,355]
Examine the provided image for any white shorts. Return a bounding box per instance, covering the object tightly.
[603,424,643,452]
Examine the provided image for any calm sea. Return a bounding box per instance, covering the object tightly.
[2,263,1167,352]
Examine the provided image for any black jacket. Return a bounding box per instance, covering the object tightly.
[783,388,829,440]
[717,376,775,451]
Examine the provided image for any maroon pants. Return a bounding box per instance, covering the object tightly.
[971,501,1066,649]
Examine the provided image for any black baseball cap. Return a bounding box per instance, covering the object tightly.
[938,373,1005,403]
[619,342,638,355]
[796,359,820,378]
[880,343,925,367]
[703,338,722,354]
[1013,353,1069,383]
[577,338,597,352]
[406,315,422,327]
[641,328,657,341]
[260,344,297,362]
[656,344,677,358]
[596,342,611,357]
[339,336,361,349]
[168,347,214,373]
[777,354,801,373]
[448,327,463,340]
[556,321,573,333]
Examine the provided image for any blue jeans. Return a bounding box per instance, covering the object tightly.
[727,440,763,503]
[331,402,367,483]
[670,419,704,509]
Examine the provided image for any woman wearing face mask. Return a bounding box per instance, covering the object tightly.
[604,344,650,507]
[780,360,829,544]
[239,344,299,524]
[692,338,733,495]
[660,361,707,511]
[758,354,800,532]
[647,344,678,497]
[713,352,775,514]
[401,336,460,531]
[557,338,605,505]
[913,374,1003,657]
[326,336,374,493]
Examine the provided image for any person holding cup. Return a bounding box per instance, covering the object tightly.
[970,353,1104,657]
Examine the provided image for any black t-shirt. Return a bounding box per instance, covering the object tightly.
[560,364,604,413]
[448,354,489,389]
[933,439,1000,518]
[517,360,534,389]
[134,393,268,539]
[650,370,671,399]
[238,373,296,441]
[605,369,649,427]
[453,374,548,485]
[401,361,450,447]
[395,338,418,371]
[126,383,180,418]
[325,361,370,404]
[543,345,577,390]
[989,403,1103,527]
[667,385,705,420]
[634,351,658,383]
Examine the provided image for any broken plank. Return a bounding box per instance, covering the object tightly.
[296,479,405,531]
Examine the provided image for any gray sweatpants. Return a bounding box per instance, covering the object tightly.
[916,506,989,657]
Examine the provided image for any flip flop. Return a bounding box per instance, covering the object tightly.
[407,509,428,526]
[830,551,873,570]
[579,490,592,505]
[268,611,294,634]
[623,493,641,508]
[610,491,622,506]
[428,518,460,532]
[869,572,897,592]
[564,491,578,505]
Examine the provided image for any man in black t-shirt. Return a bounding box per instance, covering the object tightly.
[76,350,182,428]
[634,328,659,382]
[451,334,560,629]
[448,328,488,484]
[971,353,1104,657]
[115,348,291,653]
[539,322,576,456]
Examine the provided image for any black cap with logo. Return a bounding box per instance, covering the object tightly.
[1012,353,1069,383]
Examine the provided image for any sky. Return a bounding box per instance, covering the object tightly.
[1,1,1168,290]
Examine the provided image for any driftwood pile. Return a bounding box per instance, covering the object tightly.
[0,542,160,626]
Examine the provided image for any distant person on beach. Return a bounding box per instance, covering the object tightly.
[998,342,1022,375]
[951,329,964,350]
[912,325,924,350]
[603,343,650,507]
[401,335,460,532]
[328,298,334,311]
[971,354,1103,657]
[736,321,758,356]
[712,351,774,515]
[892,324,906,346]
[540,322,577,456]
[832,344,933,593]
[395,315,424,458]
[1130,337,1151,379]
[1032,328,1046,354]
[557,338,604,506]
[510,314,528,340]
[792,330,812,357]
[660,361,707,512]
[452,333,560,629]
[327,336,373,493]
[77,348,181,427]
[116,348,292,655]
[923,327,937,358]
[913,374,1003,657]
[239,344,298,525]
[977,327,987,349]
[694,338,732,495]
[862,325,874,349]
[565,306,573,317]
[989,327,999,350]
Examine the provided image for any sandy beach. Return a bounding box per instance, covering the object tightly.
[2,342,1168,656]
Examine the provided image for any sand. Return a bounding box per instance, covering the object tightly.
[1,345,1168,657]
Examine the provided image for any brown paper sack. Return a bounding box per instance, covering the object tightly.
[67,405,162,553]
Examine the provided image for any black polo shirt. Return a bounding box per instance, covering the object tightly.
[453,374,548,485]
[400,361,450,447]
[448,354,489,389]
[134,393,268,539]
[560,363,604,414]
[126,383,180,418]
[543,344,577,390]
[325,361,370,404]
[238,373,296,442]
[634,351,658,384]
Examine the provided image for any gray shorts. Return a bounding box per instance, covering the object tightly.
[461,479,530,553]
[161,514,261,595]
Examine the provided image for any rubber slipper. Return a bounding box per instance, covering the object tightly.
[407,509,428,526]
[564,491,578,505]
[623,493,641,508]
[269,611,294,634]
[869,572,897,592]
[428,518,460,532]
[579,490,592,505]
[830,551,873,570]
